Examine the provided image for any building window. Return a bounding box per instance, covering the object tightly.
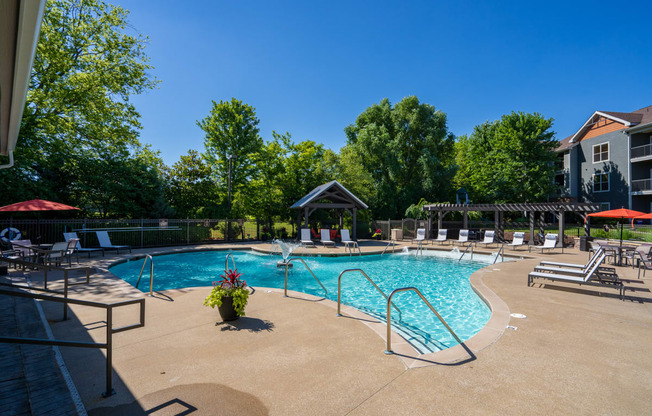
[599,202,611,211]
[593,143,609,163]
[593,173,609,192]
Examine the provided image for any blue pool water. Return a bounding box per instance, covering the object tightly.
[109,250,493,353]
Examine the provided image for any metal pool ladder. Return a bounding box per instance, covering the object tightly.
[283,257,328,297]
[336,269,402,321]
[493,244,505,264]
[458,244,473,262]
[136,255,154,296]
[225,252,237,272]
[381,240,396,255]
[384,287,462,355]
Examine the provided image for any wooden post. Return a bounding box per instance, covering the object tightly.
[427,212,433,239]
[585,215,591,237]
[438,211,443,230]
[557,210,565,248]
[529,211,535,246]
[352,208,357,240]
[304,207,309,227]
[463,211,468,229]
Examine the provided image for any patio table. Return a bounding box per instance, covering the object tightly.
[600,243,636,266]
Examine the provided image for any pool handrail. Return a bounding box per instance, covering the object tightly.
[336,268,402,321]
[135,254,154,296]
[458,244,473,262]
[493,244,505,264]
[284,257,328,297]
[381,240,396,255]
[384,286,463,355]
[225,252,237,273]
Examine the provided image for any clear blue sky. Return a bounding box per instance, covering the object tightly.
[117,0,652,166]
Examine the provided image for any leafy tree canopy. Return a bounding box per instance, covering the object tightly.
[0,0,163,217]
[455,112,558,203]
[343,96,456,218]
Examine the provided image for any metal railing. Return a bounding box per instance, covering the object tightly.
[631,178,652,192]
[381,240,397,255]
[135,255,154,296]
[458,244,473,262]
[336,269,402,321]
[283,257,328,297]
[0,288,145,397]
[384,287,462,355]
[493,244,505,264]
[0,257,91,320]
[225,253,237,272]
[415,240,425,257]
[631,143,652,159]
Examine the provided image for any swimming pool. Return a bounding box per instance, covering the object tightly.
[109,250,493,353]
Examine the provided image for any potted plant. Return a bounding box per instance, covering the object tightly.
[203,269,249,321]
[372,228,383,240]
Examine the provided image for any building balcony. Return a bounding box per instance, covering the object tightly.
[631,144,652,162]
[631,178,652,195]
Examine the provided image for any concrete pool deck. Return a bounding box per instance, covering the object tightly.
[8,241,652,415]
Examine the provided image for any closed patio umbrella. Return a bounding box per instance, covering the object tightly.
[587,208,645,248]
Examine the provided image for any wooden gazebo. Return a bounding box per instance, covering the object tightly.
[290,180,368,239]
[423,202,601,247]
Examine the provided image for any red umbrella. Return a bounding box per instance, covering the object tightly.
[0,199,79,242]
[0,199,79,212]
[587,208,645,247]
[631,212,652,227]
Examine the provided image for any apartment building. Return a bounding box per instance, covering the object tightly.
[554,105,652,212]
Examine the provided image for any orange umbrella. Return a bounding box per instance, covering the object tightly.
[587,208,645,247]
[631,212,652,227]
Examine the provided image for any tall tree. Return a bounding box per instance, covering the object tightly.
[454,112,558,203]
[166,150,218,218]
[343,96,456,218]
[197,98,263,216]
[0,0,160,215]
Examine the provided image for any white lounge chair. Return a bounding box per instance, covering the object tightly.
[507,232,525,250]
[540,233,559,254]
[434,229,447,245]
[477,230,496,248]
[413,228,427,245]
[64,232,104,257]
[534,248,615,276]
[96,231,131,254]
[341,229,359,254]
[320,229,335,247]
[528,252,624,299]
[300,229,315,248]
[540,247,604,269]
[456,229,469,245]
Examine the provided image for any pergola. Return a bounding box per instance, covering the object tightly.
[423,202,601,247]
[290,180,368,239]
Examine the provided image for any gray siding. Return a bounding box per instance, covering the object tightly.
[576,129,629,209]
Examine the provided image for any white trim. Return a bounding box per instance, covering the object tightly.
[570,111,631,143]
[592,142,610,163]
[2,0,46,156]
[592,172,610,193]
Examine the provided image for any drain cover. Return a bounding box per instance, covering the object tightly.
[510,313,527,319]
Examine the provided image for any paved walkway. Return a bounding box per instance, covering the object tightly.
[0,280,79,416]
[3,240,652,415]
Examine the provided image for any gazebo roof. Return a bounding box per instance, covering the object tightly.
[290,180,368,210]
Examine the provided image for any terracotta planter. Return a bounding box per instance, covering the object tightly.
[217,296,238,321]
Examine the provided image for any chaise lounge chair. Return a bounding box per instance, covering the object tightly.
[96,231,131,254]
[413,228,427,245]
[300,229,315,248]
[341,229,359,254]
[456,229,470,246]
[506,232,525,250]
[64,232,105,257]
[534,248,615,276]
[477,230,496,248]
[434,229,447,245]
[540,233,559,254]
[528,252,625,299]
[320,229,335,248]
